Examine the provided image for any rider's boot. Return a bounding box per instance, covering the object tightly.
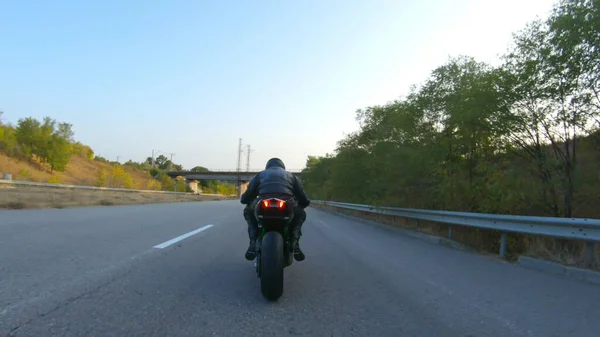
[290,226,305,261]
[245,222,258,261]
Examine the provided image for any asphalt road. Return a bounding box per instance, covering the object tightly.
[1,200,599,337]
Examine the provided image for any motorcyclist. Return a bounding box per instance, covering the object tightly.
[240,158,310,262]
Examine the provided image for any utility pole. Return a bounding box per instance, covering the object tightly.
[236,138,243,173]
[245,144,252,172]
[151,149,162,168]
[236,138,243,196]
[167,152,175,171]
[116,156,120,164]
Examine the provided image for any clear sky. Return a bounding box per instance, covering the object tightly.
[0,0,557,171]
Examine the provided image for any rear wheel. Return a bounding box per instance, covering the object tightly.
[260,231,284,301]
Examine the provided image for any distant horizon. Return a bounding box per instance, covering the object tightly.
[0,0,557,170]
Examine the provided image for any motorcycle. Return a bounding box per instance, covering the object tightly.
[253,197,295,301]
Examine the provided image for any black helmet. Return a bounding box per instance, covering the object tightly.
[265,158,285,169]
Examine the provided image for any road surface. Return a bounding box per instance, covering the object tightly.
[1,200,598,336]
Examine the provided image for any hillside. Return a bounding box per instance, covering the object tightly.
[0,152,160,189]
[0,114,237,194]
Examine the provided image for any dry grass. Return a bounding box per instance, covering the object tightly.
[0,185,229,210]
[0,153,156,188]
[313,204,600,271]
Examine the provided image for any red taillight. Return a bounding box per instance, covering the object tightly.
[261,199,286,208]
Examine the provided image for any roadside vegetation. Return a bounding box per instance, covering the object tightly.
[0,113,237,195]
[302,0,600,268]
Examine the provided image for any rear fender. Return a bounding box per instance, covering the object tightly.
[254,197,295,228]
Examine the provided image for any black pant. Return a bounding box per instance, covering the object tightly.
[243,198,306,241]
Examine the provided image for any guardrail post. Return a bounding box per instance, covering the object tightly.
[448,225,454,240]
[499,233,508,258]
[584,242,595,268]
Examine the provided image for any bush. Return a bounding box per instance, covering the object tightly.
[47,176,61,184]
[18,169,31,179]
[96,168,106,187]
[108,164,133,189]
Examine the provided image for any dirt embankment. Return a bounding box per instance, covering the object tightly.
[0,184,231,210]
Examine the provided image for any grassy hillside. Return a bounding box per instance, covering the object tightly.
[0,113,237,194]
[0,152,160,189]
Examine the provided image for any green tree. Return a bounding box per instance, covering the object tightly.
[37,117,56,166]
[300,0,600,220]
[191,166,209,172]
[502,3,600,217]
[154,155,168,169]
[13,116,74,172]
[46,135,72,172]
[544,0,600,216]
[0,123,18,156]
[14,117,41,161]
[42,119,73,172]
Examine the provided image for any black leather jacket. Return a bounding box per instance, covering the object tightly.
[240,159,310,208]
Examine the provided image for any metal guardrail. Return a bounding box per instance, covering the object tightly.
[0,179,225,197]
[312,200,600,266]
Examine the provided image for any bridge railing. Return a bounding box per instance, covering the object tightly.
[202,169,302,172]
[168,170,302,175]
[311,200,600,267]
[200,169,304,172]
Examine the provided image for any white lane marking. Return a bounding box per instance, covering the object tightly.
[317,219,330,228]
[153,225,214,249]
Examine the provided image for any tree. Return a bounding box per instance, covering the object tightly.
[55,122,74,142]
[155,155,169,169]
[170,162,183,171]
[548,0,600,112]
[14,117,41,161]
[36,117,56,166]
[46,135,72,172]
[12,116,74,172]
[301,1,599,219]
[191,166,209,172]
[0,116,18,156]
[501,2,600,217]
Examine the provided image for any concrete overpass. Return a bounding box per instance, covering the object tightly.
[167,170,302,196]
